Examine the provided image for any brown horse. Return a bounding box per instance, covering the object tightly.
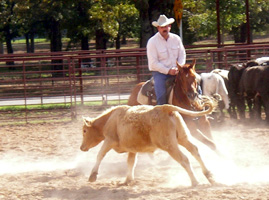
[128,60,217,152]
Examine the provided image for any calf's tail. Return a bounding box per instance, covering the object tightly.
[158,98,215,117]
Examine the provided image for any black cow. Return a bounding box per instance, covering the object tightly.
[239,65,269,122]
[227,60,261,120]
[228,64,246,119]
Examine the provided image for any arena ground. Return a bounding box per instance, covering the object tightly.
[1,109,269,200]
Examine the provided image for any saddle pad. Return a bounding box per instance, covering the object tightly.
[137,81,173,105]
[137,80,156,105]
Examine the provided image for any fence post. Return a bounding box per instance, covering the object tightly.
[22,60,28,123]
[136,56,141,82]
[78,58,84,105]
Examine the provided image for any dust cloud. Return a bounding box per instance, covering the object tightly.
[0,121,268,188]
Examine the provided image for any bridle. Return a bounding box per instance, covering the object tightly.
[173,70,198,110]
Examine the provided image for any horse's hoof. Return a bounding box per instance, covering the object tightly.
[88,172,98,182]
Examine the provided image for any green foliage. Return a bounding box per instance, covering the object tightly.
[90,1,139,39]
[183,0,269,43]
[0,0,268,49]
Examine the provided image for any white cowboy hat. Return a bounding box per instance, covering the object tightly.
[152,15,175,27]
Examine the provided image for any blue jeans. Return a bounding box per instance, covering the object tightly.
[152,71,173,105]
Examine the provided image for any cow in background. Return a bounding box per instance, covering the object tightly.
[256,57,269,66]
[228,61,257,120]
[239,65,269,122]
[228,58,269,121]
[199,72,230,121]
[211,69,237,119]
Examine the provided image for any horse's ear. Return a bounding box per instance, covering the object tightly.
[190,59,196,70]
[176,61,183,72]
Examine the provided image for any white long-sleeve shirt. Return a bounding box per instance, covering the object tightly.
[146,32,186,74]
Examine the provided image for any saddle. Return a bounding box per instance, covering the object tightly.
[137,77,175,105]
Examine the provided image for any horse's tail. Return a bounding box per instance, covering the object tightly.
[158,97,216,117]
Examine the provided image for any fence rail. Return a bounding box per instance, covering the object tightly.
[0,44,268,124]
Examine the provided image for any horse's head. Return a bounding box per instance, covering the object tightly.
[174,59,200,108]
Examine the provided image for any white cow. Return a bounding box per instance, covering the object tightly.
[200,72,230,110]
[255,57,269,66]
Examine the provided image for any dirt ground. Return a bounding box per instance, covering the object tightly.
[1,109,269,200]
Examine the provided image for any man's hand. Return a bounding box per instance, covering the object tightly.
[168,67,178,75]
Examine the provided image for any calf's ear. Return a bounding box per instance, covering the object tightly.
[82,116,93,127]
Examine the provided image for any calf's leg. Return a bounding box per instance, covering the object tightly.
[89,139,112,182]
[125,152,138,184]
[178,138,215,185]
[166,143,200,186]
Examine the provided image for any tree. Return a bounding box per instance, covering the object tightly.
[113,3,139,49]
[183,0,269,44]
[0,0,20,55]
[15,0,47,53]
[88,0,139,50]
[134,0,175,47]
[64,0,95,51]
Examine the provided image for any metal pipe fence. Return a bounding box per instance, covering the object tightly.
[0,44,268,124]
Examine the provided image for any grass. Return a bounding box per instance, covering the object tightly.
[12,38,70,44]
[0,99,127,111]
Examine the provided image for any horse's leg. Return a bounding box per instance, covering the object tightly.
[185,119,217,152]
[197,116,213,139]
[125,152,138,184]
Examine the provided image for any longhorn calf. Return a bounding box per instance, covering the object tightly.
[80,104,217,186]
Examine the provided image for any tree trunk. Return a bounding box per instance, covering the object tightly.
[233,23,247,43]
[30,32,35,53]
[136,0,173,47]
[25,33,31,53]
[0,42,3,54]
[121,35,127,45]
[95,28,107,50]
[49,18,63,77]
[81,35,89,50]
[4,25,14,67]
[49,19,62,52]
[81,35,91,66]
[95,28,107,71]
[5,29,13,54]
[135,0,151,47]
[116,34,120,49]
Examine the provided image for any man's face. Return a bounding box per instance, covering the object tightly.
[157,25,171,39]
